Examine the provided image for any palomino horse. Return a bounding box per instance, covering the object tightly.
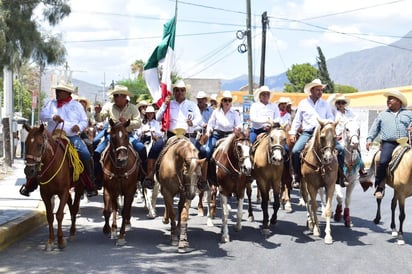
[23,123,84,251]
[333,120,362,227]
[300,120,338,244]
[101,119,140,246]
[156,136,205,253]
[252,124,287,235]
[208,131,252,242]
[368,139,412,245]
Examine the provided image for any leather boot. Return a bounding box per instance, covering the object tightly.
[19,177,39,197]
[82,159,98,197]
[93,152,103,189]
[337,167,347,188]
[142,158,156,189]
[198,161,210,192]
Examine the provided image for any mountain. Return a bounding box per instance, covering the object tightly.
[222,30,412,92]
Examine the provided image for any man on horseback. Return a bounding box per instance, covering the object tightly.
[366,90,412,199]
[19,81,98,197]
[93,85,147,189]
[289,79,345,188]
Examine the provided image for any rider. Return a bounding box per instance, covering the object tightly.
[93,85,147,189]
[19,81,98,197]
[196,90,213,149]
[289,78,345,188]
[366,90,412,199]
[277,97,292,126]
[136,105,164,189]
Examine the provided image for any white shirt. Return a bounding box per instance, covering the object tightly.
[207,108,242,133]
[335,108,357,141]
[249,101,281,129]
[157,99,202,133]
[289,97,334,135]
[40,98,88,137]
[137,119,163,138]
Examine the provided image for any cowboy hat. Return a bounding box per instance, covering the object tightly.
[145,106,155,113]
[210,93,218,101]
[137,100,149,109]
[173,128,186,136]
[253,85,272,102]
[53,81,76,93]
[109,85,133,97]
[217,90,238,104]
[383,89,408,107]
[172,80,191,90]
[277,96,290,104]
[334,94,351,106]
[196,91,209,100]
[304,79,327,94]
[78,97,91,109]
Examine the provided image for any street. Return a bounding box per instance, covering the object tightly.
[1,183,412,274]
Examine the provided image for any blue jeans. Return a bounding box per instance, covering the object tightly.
[147,138,164,159]
[250,127,266,143]
[375,141,398,188]
[68,135,91,161]
[205,131,230,160]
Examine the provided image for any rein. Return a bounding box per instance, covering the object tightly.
[102,145,139,179]
[215,138,248,177]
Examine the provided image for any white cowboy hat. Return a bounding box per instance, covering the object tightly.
[277,96,290,104]
[253,85,272,102]
[210,93,218,101]
[145,106,155,113]
[109,85,133,97]
[172,80,191,90]
[383,89,408,107]
[78,97,91,108]
[196,91,209,100]
[333,94,351,106]
[137,100,149,109]
[53,81,76,93]
[217,90,238,103]
[304,79,327,94]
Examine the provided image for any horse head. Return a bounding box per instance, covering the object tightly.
[317,120,338,165]
[343,120,360,150]
[23,123,48,178]
[180,141,204,200]
[234,132,252,176]
[109,119,131,168]
[268,125,287,165]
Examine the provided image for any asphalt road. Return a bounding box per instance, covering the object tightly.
[1,183,412,274]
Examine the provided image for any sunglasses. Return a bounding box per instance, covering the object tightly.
[222,98,232,103]
[336,101,346,105]
[113,94,126,98]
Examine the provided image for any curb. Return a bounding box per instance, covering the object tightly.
[0,208,46,251]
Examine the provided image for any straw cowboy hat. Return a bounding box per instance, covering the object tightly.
[53,81,76,93]
[277,96,290,104]
[384,89,408,107]
[253,86,272,102]
[210,93,218,102]
[172,80,191,90]
[145,106,155,113]
[334,94,351,106]
[109,85,133,97]
[304,79,327,94]
[217,90,237,103]
[137,100,149,109]
[78,97,91,109]
[196,91,209,100]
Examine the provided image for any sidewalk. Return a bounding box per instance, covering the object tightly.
[0,158,46,251]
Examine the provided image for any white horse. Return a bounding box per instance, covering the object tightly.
[333,120,362,227]
[142,135,160,219]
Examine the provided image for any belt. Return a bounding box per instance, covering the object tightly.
[213,130,232,136]
[184,133,197,138]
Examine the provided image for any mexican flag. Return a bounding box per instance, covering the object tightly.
[143,17,176,131]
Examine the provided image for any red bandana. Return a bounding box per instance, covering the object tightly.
[57,96,72,108]
[280,110,288,117]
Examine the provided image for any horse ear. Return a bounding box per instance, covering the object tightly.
[39,123,45,132]
[23,123,31,132]
[125,119,130,128]
[109,118,115,127]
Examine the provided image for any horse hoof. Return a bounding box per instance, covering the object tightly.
[324,236,333,245]
[45,243,54,251]
[116,238,127,246]
[147,212,157,219]
[197,208,204,217]
[373,218,380,225]
[298,198,306,206]
[262,228,271,236]
[397,239,405,245]
[162,218,169,225]
[207,218,214,227]
[248,215,254,222]
[221,235,230,243]
[392,230,398,237]
[284,202,292,213]
[111,232,118,240]
[58,238,67,250]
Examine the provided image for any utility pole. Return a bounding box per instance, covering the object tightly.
[259,11,268,87]
[246,0,253,95]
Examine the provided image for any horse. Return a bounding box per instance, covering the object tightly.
[208,130,252,242]
[101,119,140,246]
[251,124,287,234]
[300,120,339,244]
[332,120,362,227]
[155,136,205,253]
[23,123,85,251]
[368,139,412,245]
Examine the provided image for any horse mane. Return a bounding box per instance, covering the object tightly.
[220,133,236,154]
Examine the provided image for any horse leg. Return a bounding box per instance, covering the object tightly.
[397,196,406,245]
[117,193,134,246]
[144,187,156,219]
[246,183,254,221]
[334,185,343,222]
[323,186,334,244]
[198,191,205,217]
[69,187,82,238]
[318,187,327,218]
[221,194,230,243]
[110,195,118,240]
[42,196,55,251]
[343,181,356,227]
[374,198,382,224]
[260,188,270,235]
[178,199,191,253]
[270,189,280,226]
[234,197,244,232]
[390,194,398,237]
[102,188,112,235]
[207,186,217,227]
[56,192,69,249]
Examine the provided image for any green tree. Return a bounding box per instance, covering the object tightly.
[117,78,151,104]
[284,63,318,93]
[335,84,358,94]
[316,46,335,93]
[131,59,145,78]
[0,0,70,71]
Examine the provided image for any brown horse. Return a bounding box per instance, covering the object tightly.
[156,136,205,253]
[208,131,252,243]
[23,123,84,251]
[101,119,140,246]
[252,124,287,235]
[368,141,412,245]
[300,120,338,244]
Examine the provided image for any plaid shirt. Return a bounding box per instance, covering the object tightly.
[367,108,412,142]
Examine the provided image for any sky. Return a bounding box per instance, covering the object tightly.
[41,0,412,88]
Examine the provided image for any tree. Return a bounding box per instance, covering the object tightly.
[131,59,145,78]
[316,46,335,93]
[284,63,318,93]
[0,0,70,71]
